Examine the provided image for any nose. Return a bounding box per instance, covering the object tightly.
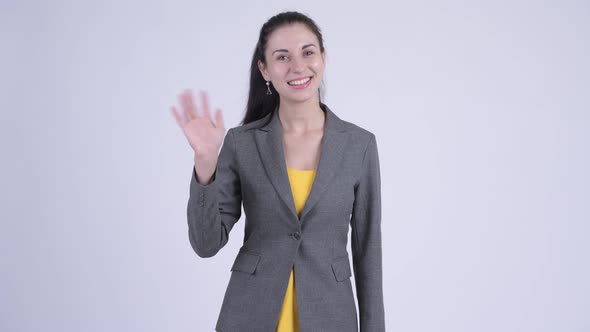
[290,56,305,73]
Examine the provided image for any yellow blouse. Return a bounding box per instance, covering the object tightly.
[275,167,317,332]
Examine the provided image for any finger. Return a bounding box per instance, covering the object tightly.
[170,106,185,127]
[200,90,211,119]
[214,108,225,131]
[186,89,200,118]
[179,89,199,120]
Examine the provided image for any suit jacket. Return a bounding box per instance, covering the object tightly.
[187,104,385,331]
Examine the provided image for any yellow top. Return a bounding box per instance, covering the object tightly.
[275,167,316,332]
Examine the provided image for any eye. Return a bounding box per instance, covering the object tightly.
[277,55,288,61]
[304,50,314,56]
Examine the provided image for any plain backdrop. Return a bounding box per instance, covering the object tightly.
[1,0,588,331]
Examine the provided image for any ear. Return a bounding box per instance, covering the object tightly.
[257,60,270,81]
[321,49,327,65]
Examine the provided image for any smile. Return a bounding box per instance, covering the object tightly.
[287,76,313,89]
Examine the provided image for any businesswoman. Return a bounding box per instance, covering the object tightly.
[171,11,385,332]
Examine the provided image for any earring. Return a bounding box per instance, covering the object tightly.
[266,81,272,95]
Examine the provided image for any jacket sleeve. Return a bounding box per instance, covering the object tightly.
[350,133,385,331]
[187,128,242,258]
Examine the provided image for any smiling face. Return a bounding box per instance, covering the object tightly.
[258,23,326,106]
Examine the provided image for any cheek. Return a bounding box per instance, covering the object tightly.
[268,66,287,78]
[309,60,325,72]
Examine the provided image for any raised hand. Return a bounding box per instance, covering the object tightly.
[171,89,225,184]
[170,89,225,159]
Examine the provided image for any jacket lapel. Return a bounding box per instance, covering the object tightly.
[254,104,349,224]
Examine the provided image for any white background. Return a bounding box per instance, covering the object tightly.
[1,0,588,331]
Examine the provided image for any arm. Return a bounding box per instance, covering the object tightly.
[351,133,385,331]
[187,128,242,258]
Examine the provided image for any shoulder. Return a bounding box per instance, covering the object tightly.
[341,118,375,140]
[227,114,271,136]
[323,103,376,144]
[225,106,377,146]
[336,114,377,150]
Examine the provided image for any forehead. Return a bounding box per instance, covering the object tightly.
[266,23,319,51]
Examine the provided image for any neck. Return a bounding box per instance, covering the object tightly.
[277,96,325,133]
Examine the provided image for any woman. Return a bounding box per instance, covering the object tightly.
[171,11,385,332]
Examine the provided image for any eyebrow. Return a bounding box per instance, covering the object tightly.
[272,44,316,55]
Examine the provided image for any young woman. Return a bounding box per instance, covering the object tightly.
[171,11,385,332]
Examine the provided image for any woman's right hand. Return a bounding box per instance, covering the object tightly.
[170,89,225,160]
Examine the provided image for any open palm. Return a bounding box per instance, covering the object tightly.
[170,89,225,158]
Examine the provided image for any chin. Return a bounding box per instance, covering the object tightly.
[282,88,319,102]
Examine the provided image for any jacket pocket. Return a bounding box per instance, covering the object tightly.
[230,250,261,274]
[331,256,352,282]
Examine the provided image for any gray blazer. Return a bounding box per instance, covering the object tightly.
[187,104,385,332]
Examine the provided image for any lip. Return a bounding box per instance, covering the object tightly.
[288,76,312,83]
[287,76,313,89]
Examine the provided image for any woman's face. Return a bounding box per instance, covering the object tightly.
[258,23,326,105]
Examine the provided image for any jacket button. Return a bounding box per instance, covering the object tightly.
[292,232,301,240]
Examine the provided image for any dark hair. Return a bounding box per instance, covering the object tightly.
[240,11,326,126]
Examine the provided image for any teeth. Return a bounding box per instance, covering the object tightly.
[288,77,311,86]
